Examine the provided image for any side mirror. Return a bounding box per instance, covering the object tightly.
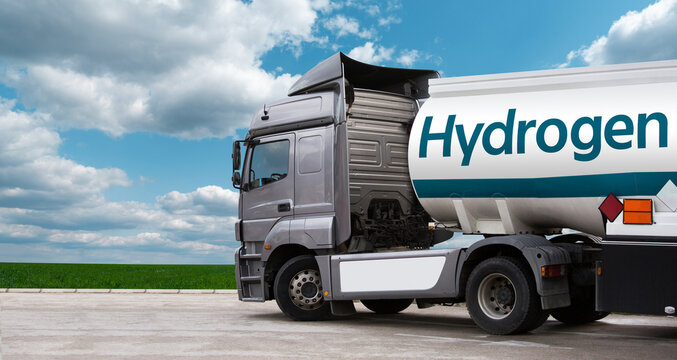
[231,138,257,191]
[232,171,241,188]
[232,141,241,171]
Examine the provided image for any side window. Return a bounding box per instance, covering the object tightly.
[248,140,289,190]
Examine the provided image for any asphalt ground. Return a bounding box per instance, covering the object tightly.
[1,292,676,359]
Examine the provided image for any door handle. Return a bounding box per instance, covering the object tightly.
[278,203,291,212]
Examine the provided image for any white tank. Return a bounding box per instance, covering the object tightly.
[408,60,677,236]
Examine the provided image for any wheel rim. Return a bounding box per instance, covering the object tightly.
[477,272,515,320]
[288,269,324,310]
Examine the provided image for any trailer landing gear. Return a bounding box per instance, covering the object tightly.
[274,255,331,321]
[466,257,549,335]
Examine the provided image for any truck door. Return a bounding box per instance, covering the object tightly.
[241,133,295,249]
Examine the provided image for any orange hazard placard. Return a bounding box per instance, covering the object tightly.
[623,199,652,225]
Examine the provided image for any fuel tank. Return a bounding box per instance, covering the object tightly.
[408,60,677,236]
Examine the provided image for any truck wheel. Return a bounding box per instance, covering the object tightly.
[274,255,331,321]
[466,257,547,335]
[551,292,609,325]
[361,299,412,314]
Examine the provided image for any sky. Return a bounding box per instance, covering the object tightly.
[1,0,676,264]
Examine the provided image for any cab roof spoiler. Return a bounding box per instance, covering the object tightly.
[287,52,440,99]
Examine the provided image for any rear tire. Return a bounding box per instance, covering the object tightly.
[521,308,551,332]
[551,305,608,325]
[361,299,412,314]
[466,257,548,335]
[274,255,331,321]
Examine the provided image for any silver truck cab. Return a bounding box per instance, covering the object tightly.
[232,53,442,302]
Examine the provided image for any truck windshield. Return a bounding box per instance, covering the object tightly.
[248,140,289,190]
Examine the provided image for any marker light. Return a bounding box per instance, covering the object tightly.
[623,199,653,225]
[541,265,566,278]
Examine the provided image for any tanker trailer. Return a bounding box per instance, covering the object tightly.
[232,53,677,334]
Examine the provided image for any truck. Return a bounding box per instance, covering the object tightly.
[231,53,677,334]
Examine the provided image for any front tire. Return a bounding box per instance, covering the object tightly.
[274,255,331,321]
[361,299,412,314]
[466,257,548,335]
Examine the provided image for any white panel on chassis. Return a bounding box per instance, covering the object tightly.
[607,211,677,237]
[338,256,446,292]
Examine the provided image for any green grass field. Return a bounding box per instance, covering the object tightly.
[0,263,236,289]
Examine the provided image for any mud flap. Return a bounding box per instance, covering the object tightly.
[330,300,357,316]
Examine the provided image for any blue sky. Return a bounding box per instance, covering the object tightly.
[1,0,675,264]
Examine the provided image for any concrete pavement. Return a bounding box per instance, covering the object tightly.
[1,292,676,359]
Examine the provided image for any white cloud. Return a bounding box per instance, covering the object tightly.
[157,185,239,216]
[324,15,375,39]
[312,0,342,14]
[0,225,231,256]
[0,200,238,247]
[397,49,420,67]
[0,188,239,259]
[138,176,155,185]
[378,15,401,27]
[347,42,394,64]
[3,65,152,137]
[0,223,43,239]
[346,1,380,16]
[557,48,584,69]
[0,100,131,210]
[0,100,58,167]
[47,231,227,254]
[0,102,237,260]
[560,0,677,67]
[386,0,402,12]
[0,0,325,139]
